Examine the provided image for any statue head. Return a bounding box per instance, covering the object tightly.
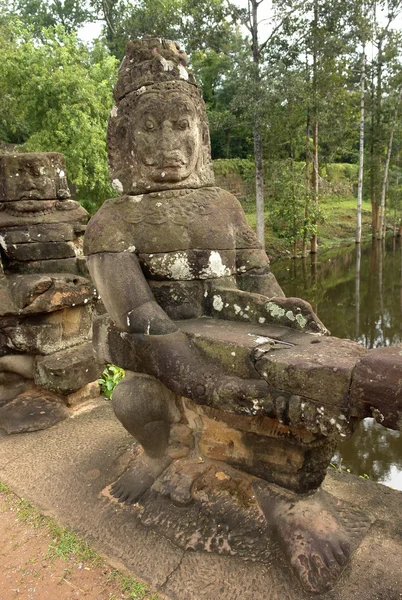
[0,153,70,202]
[108,38,215,195]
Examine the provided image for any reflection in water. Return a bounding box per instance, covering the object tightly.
[272,238,402,490]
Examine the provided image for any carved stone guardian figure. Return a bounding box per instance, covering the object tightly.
[84,39,401,594]
[0,152,101,432]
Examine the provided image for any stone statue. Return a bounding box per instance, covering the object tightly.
[0,152,101,433]
[84,39,401,594]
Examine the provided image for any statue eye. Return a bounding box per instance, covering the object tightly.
[178,119,189,130]
[145,119,155,130]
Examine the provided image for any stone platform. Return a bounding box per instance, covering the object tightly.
[0,398,400,600]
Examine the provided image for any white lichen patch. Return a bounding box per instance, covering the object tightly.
[127,245,136,252]
[212,295,224,311]
[285,310,296,322]
[112,178,123,194]
[258,317,266,324]
[266,302,286,319]
[0,235,7,251]
[110,105,118,118]
[255,336,270,345]
[233,304,242,315]
[137,86,147,96]
[131,195,143,203]
[168,253,193,280]
[295,313,307,328]
[159,56,175,72]
[201,251,231,278]
[178,64,189,80]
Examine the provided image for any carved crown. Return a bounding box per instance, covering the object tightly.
[114,37,198,102]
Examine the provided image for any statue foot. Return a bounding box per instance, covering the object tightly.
[111,454,172,505]
[254,482,351,594]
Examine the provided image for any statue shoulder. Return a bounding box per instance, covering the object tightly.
[83,196,133,255]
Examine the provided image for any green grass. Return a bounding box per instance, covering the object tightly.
[0,482,160,599]
[244,194,373,258]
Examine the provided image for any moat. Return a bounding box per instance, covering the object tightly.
[273,237,402,490]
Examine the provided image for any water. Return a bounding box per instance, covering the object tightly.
[271,238,402,490]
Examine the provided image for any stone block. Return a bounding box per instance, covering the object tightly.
[148,280,205,320]
[9,274,93,313]
[194,404,335,492]
[1,306,93,354]
[0,386,69,433]
[66,381,101,407]
[0,223,78,244]
[350,344,402,430]
[0,152,70,202]
[8,257,80,275]
[3,241,76,262]
[34,342,103,394]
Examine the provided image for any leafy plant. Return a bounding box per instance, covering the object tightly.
[99,364,125,398]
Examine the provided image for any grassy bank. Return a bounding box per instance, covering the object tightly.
[244,194,372,260]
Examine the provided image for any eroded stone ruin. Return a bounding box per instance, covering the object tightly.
[0,152,101,433]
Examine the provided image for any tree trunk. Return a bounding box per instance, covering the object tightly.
[356,48,366,243]
[254,127,265,247]
[378,87,402,239]
[311,118,319,253]
[310,0,319,254]
[250,0,265,249]
[303,104,310,258]
[372,33,383,235]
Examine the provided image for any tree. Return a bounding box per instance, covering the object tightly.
[0,19,118,210]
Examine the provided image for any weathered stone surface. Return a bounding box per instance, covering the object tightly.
[0,275,18,315]
[350,344,402,430]
[1,306,93,354]
[148,280,205,320]
[139,249,236,280]
[34,342,102,393]
[92,313,139,369]
[0,354,35,378]
[3,240,77,262]
[84,188,264,256]
[8,257,81,275]
[0,199,88,228]
[66,380,101,407]
[0,223,80,244]
[9,273,93,313]
[0,385,69,433]
[0,372,31,407]
[0,152,70,202]
[205,287,328,333]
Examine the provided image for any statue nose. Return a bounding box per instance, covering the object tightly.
[160,121,176,150]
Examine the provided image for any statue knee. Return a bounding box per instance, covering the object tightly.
[112,371,181,457]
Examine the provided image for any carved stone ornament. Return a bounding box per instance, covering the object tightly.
[0,153,70,202]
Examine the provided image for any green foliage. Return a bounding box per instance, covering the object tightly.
[213,158,255,181]
[0,19,118,209]
[99,364,125,398]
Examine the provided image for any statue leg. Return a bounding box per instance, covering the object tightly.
[253,481,354,594]
[111,371,181,504]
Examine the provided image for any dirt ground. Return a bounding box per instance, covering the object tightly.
[0,491,157,600]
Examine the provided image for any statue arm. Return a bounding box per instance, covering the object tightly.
[87,250,271,409]
[87,251,178,335]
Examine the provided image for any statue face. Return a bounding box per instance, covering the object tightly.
[132,91,200,184]
[0,153,70,202]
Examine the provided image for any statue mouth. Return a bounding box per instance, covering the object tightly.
[18,189,44,200]
[162,155,187,168]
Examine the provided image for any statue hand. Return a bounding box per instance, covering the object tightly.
[128,330,270,412]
